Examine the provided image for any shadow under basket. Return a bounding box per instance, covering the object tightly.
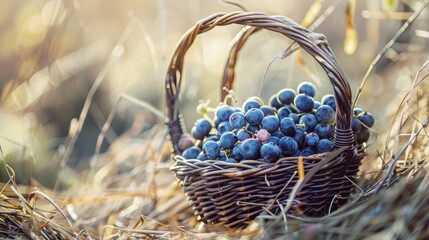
[165,11,367,229]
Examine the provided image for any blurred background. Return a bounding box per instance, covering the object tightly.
[0,0,428,187]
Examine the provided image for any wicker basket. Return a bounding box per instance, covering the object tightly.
[165,11,365,229]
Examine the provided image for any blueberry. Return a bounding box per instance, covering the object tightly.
[191,118,212,140]
[269,95,282,109]
[278,136,298,157]
[353,107,364,116]
[205,134,220,143]
[216,105,234,122]
[217,121,233,135]
[219,151,228,160]
[277,88,296,105]
[297,82,317,97]
[213,117,221,127]
[261,115,280,133]
[241,139,262,160]
[202,140,220,160]
[280,117,297,136]
[260,142,281,162]
[321,94,336,111]
[301,147,315,156]
[243,100,261,112]
[277,106,293,120]
[266,136,280,145]
[236,129,252,141]
[314,123,334,139]
[285,104,299,113]
[299,114,318,132]
[356,128,370,143]
[229,112,246,129]
[196,152,208,161]
[182,146,201,159]
[305,132,320,147]
[313,101,321,110]
[219,132,237,149]
[245,108,264,125]
[246,123,260,133]
[289,113,300,124]
[316,139,333,153]
[294,94,314,113]
[293,130,305,149]
[260,106,276,116]
[315,105,335,124]
[358,112,375,128]
[232,143,243,160]
[256,129,271,142]
[271,130,285,139]
[351,117,361,133]
[225,158,238,163]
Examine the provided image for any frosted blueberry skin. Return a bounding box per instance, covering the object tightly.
[245,123,260,133]
[242,100,262,113]
[260,142,282,162]
[277,88,296,105]
[269,95,282,109]
[236,129,252,141]
[322,94,336,111]
[196,152,208,161]
[219,132,238,150]
[182,146,201,159]
[232,143,243,160]
[297,82,317,98]
[315,105,335,124]
[351,117,362,133]
[314,123,334,139]
[245,108,264,125]
[293,130,306,149]
[260,106,276,116]
[299,114,319,133]
[278,136,298,157]
[216,105,235,122]
[317,139,333,153]
[203,140,220,160]
[217,121,234,135]
[261,115,280,133]
[240,139,262,160]
[229,112,246,129]
[305,132,320,147]
[277,106,293,120]
[294,94,315,113]
[191,118,212,140]
[280,117,297,136]
[358,112,375,128]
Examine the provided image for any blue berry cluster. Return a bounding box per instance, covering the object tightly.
[179,82,374,163]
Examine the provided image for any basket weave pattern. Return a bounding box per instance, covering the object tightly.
[165,11,365,228]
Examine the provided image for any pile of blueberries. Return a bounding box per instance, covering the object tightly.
[179,82,374,163]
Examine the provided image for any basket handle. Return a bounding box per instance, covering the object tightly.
[165,12,353,154]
